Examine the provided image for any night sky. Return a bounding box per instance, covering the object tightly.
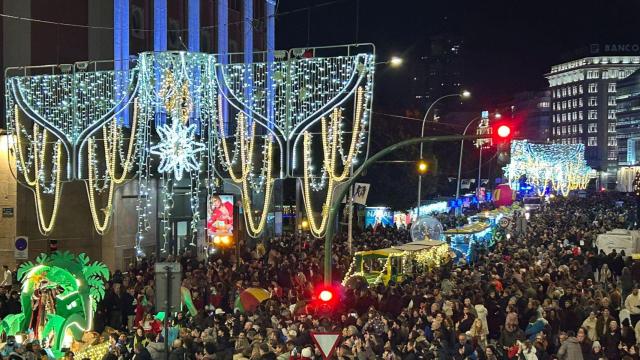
[275,0,640,109]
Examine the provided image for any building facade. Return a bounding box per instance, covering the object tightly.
[616,68,640,166]
[546,56,640,185]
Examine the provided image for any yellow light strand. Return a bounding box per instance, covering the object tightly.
[87,138,116,234]
[241,137,274,237]
[300,87,366,237]
[14,106,37,186]
[33,135,63,235]
[104,98,139,184]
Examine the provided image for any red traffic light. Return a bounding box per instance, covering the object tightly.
[497,125,511,138]
[319,290,333,302]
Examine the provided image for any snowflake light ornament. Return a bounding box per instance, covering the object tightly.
[150,121,205,181]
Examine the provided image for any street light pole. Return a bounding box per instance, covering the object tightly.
[417,92,470,218]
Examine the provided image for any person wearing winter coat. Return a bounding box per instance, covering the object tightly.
[525,316,548,342]
[556,332,584,360]
[146,339,166,360]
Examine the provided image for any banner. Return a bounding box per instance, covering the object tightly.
[207,194,234,238]
[353,183,370,205]
[364,207,394,228]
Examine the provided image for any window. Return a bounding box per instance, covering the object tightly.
[608,123,616,132]
[619,70,626,78]
[552,127,556,135]
[573,112,578,120]
[603,71,609,79]
[587,70,599,79]
[608,138,617,146]
[579,111,584,120]
[588,110,598,120]
[608,110,616,120]
[589,83,598,93]
[608,83,616,93]
[608,97,616,106]
[562,101,567,110]
[562,113,567,122]
[588,137,597,146]
[608,150,617,160]
[573,99,578,108]
[561,138,566,144]
[579,98,584,107]
[562,88,567,97]
[579,85,584,94]
[589,97,597,106]
[588,123,598,133]
[572,86,578,95]
[579,124,583,133]
[572,125,577,133]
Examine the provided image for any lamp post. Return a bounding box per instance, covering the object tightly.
[416,90,470,218]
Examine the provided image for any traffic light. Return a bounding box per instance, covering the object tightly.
[313,285,340,314]
[416,159,428,174]
[492,123,513,143]
[493,122,513,165]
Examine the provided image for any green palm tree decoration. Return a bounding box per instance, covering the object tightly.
[0,252,109,357]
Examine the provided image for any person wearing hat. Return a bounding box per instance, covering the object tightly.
[300,347,313,359]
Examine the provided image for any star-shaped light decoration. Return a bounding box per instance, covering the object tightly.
[150,121,205,181]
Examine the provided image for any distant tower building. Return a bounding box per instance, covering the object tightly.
[545,55,640,187]
[412,33,464,119]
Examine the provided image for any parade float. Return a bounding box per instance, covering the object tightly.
[0,252,109,358]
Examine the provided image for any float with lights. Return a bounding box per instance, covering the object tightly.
[0,252,109,358]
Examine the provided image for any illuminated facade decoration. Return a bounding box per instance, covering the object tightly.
[503,140,596,195]
[0,252,109,358]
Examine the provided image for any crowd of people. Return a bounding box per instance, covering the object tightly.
[2,193,640,360]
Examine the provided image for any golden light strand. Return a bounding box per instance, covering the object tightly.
[300,87,366,237]
[33,135,63,235]
[14,106,37,186]
[87,137,116,234]
[241,137,274,237]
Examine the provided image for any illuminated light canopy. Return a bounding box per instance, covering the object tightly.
[150,121,206,181]
[503,140,596,195]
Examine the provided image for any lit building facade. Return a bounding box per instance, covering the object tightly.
[616,69,640,166]
[546,56,640,184]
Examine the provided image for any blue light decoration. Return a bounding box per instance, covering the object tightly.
[154,0,168,127]
[265,0,276,129]
[188,0,200,52]
[503,140,596,196]
[217,0,229,135]
[244,0,254,130]
[114,0,130,126]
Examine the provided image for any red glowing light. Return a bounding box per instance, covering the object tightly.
[319,290,333,302]
[497,125,511,138]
